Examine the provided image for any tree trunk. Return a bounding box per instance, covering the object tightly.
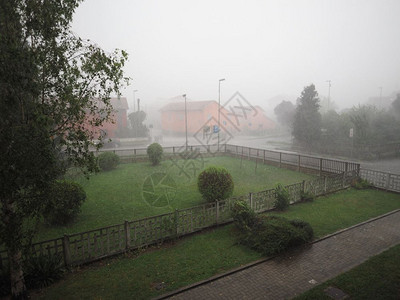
[3,200,27,299]
[8,248,27,300]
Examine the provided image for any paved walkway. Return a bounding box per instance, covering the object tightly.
[160,210,400,300]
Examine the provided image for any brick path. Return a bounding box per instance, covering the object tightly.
[160,210,400,300]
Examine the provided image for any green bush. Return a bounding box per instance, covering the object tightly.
[24,254,65,289]
[300,191,315,202]
[231,202,313,256]
[251,216,295,255]
[274,184,290,211]
[248,216,314,256]
[231,200,260,232]
[197,166,234,202]
[351,178,371,190]
[43,180,86,225]
[147,143,163,166]
[289,219,314,245]
[98,151,120,171]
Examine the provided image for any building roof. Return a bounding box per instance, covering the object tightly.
[160,100,217,112]
[110,97,129,110]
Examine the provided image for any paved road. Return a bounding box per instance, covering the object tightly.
[162,210,400,300]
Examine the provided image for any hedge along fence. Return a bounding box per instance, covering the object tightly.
[95,143,361,176]
[0,170,359,268]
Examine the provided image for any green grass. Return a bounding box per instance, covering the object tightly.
[36,156,313,241]
[269,188,400,238]
[34,188,400,299]
[294,243,400,300]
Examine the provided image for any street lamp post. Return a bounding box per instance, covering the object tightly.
[218,78,225,152]
[183,94,188,151]
[133,89,138,112]
[326,80,331,111]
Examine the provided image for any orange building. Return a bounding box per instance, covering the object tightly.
[160,99,235,136]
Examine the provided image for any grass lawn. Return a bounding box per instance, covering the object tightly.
[294,243,400,300]
[36,156,314,241]
[34,188,400,299]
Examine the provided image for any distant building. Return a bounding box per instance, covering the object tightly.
[87,97,129,138]
[230,105,276,133]
[160,97,275,136]
[160,98,233,135]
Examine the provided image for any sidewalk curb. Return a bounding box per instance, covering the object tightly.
[153,209,400,300]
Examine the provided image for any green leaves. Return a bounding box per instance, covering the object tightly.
[0,1,130,296]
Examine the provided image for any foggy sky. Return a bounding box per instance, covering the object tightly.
[71,0,400,113]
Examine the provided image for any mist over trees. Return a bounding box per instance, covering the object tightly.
[274,83,400,158]
[0,1,128,297]
[274,100,295,128]
[392,93,400,117]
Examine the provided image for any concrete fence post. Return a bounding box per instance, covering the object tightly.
[324,176,327,193]
[385,173,391,190]
[216,200,220,225]
[62,234,71,267]
[174,209,179,236]
[297,155,301,172]
[319,158,323,176]
[124,220,130,250]
[249,192,253,210]
[279,152,282,168]
[342,172,346,188]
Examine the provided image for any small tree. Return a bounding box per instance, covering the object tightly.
[292,84,322,147]
[197,166,234,202]
[147,143,163,165]
[128,110,149,137]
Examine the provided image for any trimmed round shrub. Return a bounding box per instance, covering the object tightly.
[273,184,290,211]
[197,166,234,202]
[43,180,86,225]
[98,151,120,171]
[147,142,163,166]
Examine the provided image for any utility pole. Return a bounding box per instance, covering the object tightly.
[218,78,225,152]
